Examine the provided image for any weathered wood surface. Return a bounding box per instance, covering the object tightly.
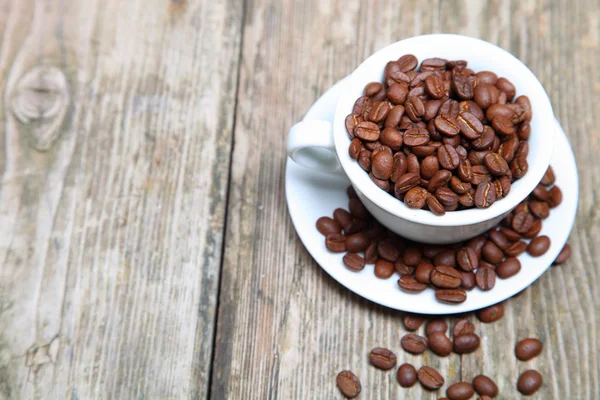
[213,0,600,399]
[0,0,242,398]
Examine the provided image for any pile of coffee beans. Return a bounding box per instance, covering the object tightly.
[336,302,547,398]
[345,54,533,214]
[316,166,567,305]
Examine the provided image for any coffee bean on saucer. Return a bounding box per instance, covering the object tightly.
[343,253,366,272]
[316,217,341,236]
[374,259,395,279]
[528,235,551,257]
[435,288,467,304]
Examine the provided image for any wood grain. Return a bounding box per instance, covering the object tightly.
[213,0,600,399]
[0,0,242,398]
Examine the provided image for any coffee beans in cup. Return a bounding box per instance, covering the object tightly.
[346,55,532,214]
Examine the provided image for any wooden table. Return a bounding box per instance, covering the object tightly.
[0,0,598,398]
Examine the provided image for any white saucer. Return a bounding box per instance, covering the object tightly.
[285,77,579,314]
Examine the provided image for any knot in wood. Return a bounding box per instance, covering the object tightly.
[10,66,69,151]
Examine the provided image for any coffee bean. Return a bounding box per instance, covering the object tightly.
[457,111,483,139]
[518,122,531,140]
[316,217,341,236]
[413,144,437,157]
[424,99,443,121]
[494,176,511,198]
[459,100,484,121]
[364,242,378,264]
[472,375,498,397]
[418,366,445,390]
[405,95,425,121]
[422,57,447,71]
[343,253,366,271]
[529,200,550,220]
[397,363,418,387]
[374,259,395,279]
[532,184,551,201]
[394,260,416,275]
[336,370,361,399]
[449,176,472,194]
[369,347,397,370]
[425,319,448,336]
[397,54,418,72]
[456,159,473,182]
[325,233,346,252]
[403,314,424,331]
[491,115,516,135]
[473,83,498,109]
[482,240,504,264]
[371,150,394,180]
[476,267,496,291]
[378,237,402,261]
[333,208,353,233]
[385,105,405,128]
[352,96,372,117]
[364,81,383,97]
[420,155,440,179]
[433,250,456,268]
[415,262,434,283]
[452,319,475,337]
[517,370,543,395]
[358,149,371,171]
[398,275,427,293]
[484,152,510,176]
[435,288,467,304]
[407,153,420,174]
[387,83,409,105]
[471,164,491,185]
[496,77,516,101]
[452,74,474,100]
[528,235,551,257]
[431,265,462,288]
[499,227,522,241]
[456,247,478,272]
[512,211,534,234]
[348,138,362,160]
[404,186,429,209]
[368,100,391,122]
[401,333,428,354]
[510,154,529,178]
[404,126,430,147]
[369,172,390,191]
[516,140,529,159]
[474,181,496,208]
[505,240,528,257]
[427,169,452,192]
[345,114,362,138]
[541,166,556,186]
[553,244,572,264]
[446,382,475,400]
[345,232,369,253]
[429,332,452,356]
[497,257,521,279]
[440,98,459,117]
[424,74,445,99]
[515,338,543,361]
[548,186,562,207]
[476,302,504,323]
[434,114,460,136]
[453,333,481,353]
[438,144,460,170]
[460,271,476,290]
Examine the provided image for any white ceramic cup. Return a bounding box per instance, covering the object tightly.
[287,34,555,244]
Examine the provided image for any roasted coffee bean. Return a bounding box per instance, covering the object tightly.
[407,153,420,174]
[325,233,346,252]
[394,173,421,196]
[548,186,562,207]
[369,172,390,191]
[459,100,484,121]
[349,198,369,220]
[512,211,534,234]
[343,253,366,271]
[398,275,427,293]
[472,126,495,151]
[415,262,434,283]
[474,181,496,208]
[457,111,483,139]
[405,96,425,121]
[418,366,445,390]
[472,375,498,397]
[378,238,402,261]
[471,164,491,185]
[452,319,475,337]
[402,247,422,266]
[379,128,402,150]
[390,153,408,183]
[528,235,551,257]
[355,120,380,141]
[336,370,361,399]
[348,138,362,160]
[510,154,529,178]
[358,149,372,171]
[482,240,504,264]
[532,184,551,201]
[434,114,460,136]
[424,99,443,121]
[453,333,480,354]
[440,98,460,117]
[443,135,461,147]
[496,77,516,101]
[500,227,522,241]
[452,74,474,100]
[427,169,452,193]
[403,314,424,331]
[346,185,357,198]
[422,57,447,71]
[404,126,430,147]
[523,218,543,238]
[372,150,394,180]
[404,186,429,209]
[476,70,498,85]
[444,203,458,212]
[476,302,504,323]
[401,333,428,354]
[505,240,528,257]
[541,166,556,186]
[425,319,448,336]
[491,116,516,135]
[345,232,369,253]
[316,217,341,236]
[424,74,445,99]
[438,144,460,170]
[488,230,509,250]
[397,54,418,72]
[515,338,543,361]
[435,288,467,304]
[352,96,372,117]
[529,200,550,219]
[368,101,391,122]
[345,114,362,138]
[385,105,405,128]
[434,187,458,206]
[397,363,418,387]
[413,145,437,157]
[493,176,511,198]
[456,247,478,272]
[369,347,397,370]
[364,242,378,264]
[364,81,384,97]
[394,261,415,276]
[469,150,491,167]
[460,271,476,290]
[476,267,496,291]
[421,155,440,179]
[333,208,353,232]
[553,243,572,264]
[518,122,531,140]
[484,152,510,176]
[449,176,471,194]
[429,332,453,356]
[516,140,529,159]
[345,218,367,236]
[473,83,498,109]
[374,259,395,279]
[497,257,521,279]
[517,370,543,395]
[431,265,462,288]
[446,382,475,400]
[456,159,473,182]
[387,83,409,105]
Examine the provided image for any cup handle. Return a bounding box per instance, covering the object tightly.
[287,120,346,176]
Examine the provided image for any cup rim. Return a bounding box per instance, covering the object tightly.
[333,34,555,227]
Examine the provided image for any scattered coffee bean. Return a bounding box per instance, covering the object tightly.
[527,235,551,257]
[418,366,445,390]
[431,265,462,288]
[403,314,424,331]
[345,232,369,252]
[515,338,543,361]
[369,347,397,370]
[429,332,453,356]
[415,262,434,283]
[435,288,467,304]
[426,319,448,336]
[548,186,562,207]
[343,253,365,272]
[472,375,498,397]
[452,319,475,337]
[476,303,504,323]
[517,370,543,395]
[398,275,427,293]
[454,333,481,354]
[401,333,428,354]
[373,259,394,279]
[325,233,346,252]
[476,267,496,291]
[336,370,361,398]
[497,257,521,279]
[446,382,475,400]
[553,243,572,265]
[316,217,341,236]
[397,363,418,387]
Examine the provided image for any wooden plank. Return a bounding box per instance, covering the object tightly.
[213,0,599,399]
[0,0,242,398]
